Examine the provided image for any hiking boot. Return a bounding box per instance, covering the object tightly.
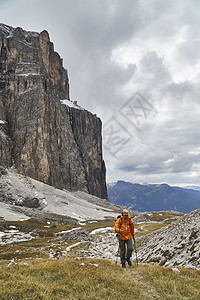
[122,263,126,268]
[126,258,132,266]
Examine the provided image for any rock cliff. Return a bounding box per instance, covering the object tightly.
[0,23,107,199]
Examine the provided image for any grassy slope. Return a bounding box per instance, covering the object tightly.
[0,212,199,299]
[0,258,199,300]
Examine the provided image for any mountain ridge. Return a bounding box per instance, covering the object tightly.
[107,180,200,213]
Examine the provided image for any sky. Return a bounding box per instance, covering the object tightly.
[0,0,200,187]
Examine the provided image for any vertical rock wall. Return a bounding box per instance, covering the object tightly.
[0,23,107,199]
[67,107,107,199]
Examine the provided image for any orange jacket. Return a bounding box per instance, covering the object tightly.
[114,216,135,241]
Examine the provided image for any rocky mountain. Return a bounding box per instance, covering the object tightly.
[107,180,200,213]
[137,208,200,270]
[0,23,107,199]
[185,185,200,192]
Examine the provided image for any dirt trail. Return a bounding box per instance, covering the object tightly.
[126,265,162,300]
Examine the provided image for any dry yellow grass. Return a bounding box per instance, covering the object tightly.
[0,258,199,300]
[0,212,198,299]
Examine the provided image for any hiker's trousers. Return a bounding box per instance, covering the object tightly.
[119,238,133,264]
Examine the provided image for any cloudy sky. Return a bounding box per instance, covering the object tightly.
[0,0,200,186]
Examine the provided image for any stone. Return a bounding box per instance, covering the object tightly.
[89,263,99,267]
[0,166,7,177]
[171,267,180,273]
[62,229,92,242]
[14,196,40,208]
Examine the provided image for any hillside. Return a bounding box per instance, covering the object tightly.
[0,258,199,299]
[0,169,199,298]
[137,209,200,269]
[107,180,200,213]
[0,208,199,299]
[0,167,119,224]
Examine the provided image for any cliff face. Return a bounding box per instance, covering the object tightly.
[0,23,107,199]
[67,107,107,199]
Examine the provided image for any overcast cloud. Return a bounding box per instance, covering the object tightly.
[0,0,200,186]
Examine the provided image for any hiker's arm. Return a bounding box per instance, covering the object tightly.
[114,219,121,233]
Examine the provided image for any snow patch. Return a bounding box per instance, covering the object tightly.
[60,99,84,110]
[0,230,34,246]
[16,73,39,77]
[65,241,86,252]
[79,222,86,226]
[90,227,113,235]
[19,217,30,221]
[56,227,82,236]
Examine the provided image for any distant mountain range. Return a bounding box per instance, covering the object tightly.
[107,181,200,213]
[184,185,200,192]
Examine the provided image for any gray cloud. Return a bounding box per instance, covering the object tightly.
[177,40,200,65]
[64,0,141,52]
[118,148,172,175]
[0,0,200,186]
[171,154,200,173]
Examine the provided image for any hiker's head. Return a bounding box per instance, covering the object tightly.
[122,209,129,218]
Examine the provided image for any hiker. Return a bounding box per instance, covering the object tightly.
[114,209,135,268]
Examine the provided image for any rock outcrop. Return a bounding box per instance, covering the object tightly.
[137,209,200,270]
[0,23,107,199]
